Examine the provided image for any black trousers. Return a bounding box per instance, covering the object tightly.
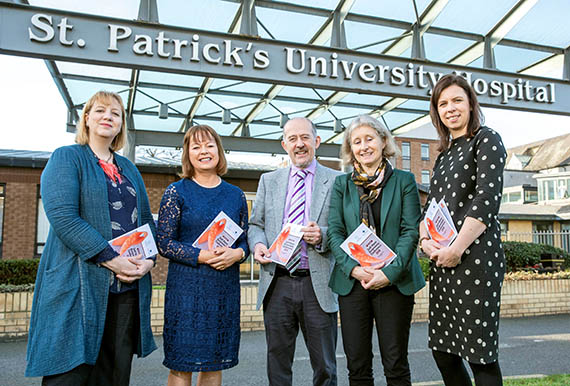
[42,290,139,386]
[338,282,414,386]
[263,272,338,386]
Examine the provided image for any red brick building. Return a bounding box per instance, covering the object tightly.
[0,135,438,283]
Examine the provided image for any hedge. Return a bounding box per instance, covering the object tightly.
[0,259,39,285]
[503,241,570,272]
[1,241,569,286]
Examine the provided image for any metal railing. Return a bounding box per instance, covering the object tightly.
[239,254,260,283]
[502,230,570,253]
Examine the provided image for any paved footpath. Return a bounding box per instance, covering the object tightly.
[1,314,569,385]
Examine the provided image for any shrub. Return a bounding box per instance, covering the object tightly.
[502,241,570,272]
[418,257,430,281]
[0,259,39,285]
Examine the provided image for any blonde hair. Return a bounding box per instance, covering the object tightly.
[180,125,228,178]
[340,115,400,166]
[75,91,127,151]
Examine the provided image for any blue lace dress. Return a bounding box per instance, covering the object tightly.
[157,178,249,372]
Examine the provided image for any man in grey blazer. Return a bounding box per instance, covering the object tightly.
[248,117,341,386]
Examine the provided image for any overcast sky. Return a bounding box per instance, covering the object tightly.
[1,54,569,154]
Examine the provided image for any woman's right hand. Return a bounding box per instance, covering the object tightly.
[101,255,140,283]
[421,238,443,261]
[197,249,218,264]
[351,266,373,282]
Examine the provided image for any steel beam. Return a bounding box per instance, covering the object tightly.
[562,47,570,80]
[380,0,538,139]
[137,0,159,23]
[134,130,341,157]
[322,0,449,143]
[331,9,347,49]
[231,0,356,136]
[239,0,258,36]
[179,4,243,132]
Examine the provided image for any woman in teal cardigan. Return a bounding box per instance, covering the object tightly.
[26,91,157,384]
[327,115,425,386]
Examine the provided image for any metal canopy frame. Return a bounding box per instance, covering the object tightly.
[2,0,569,161]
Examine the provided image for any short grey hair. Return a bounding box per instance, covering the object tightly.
[282,117,317,139]
[340,115,400,166]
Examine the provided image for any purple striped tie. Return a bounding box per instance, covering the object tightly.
[286,169,307,272]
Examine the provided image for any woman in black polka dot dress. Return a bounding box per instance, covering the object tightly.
[419,74,506,386]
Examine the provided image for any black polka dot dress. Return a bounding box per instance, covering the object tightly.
[425,126,506,364]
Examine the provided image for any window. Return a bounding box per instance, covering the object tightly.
[401,142,410,171]
[547,180,555,200]
[0,184,5,258]
[401,142,410,159]
[557,179,568,199]
[35,186,50,256]
[508,191,521,203]
[421,170,430,185]
[524,190,538,203]
[421,143,430,160]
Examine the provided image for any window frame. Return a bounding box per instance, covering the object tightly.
[421,170,430,185]
[35,184,50,257]
[421,143,430,161]
[0,183,5,259]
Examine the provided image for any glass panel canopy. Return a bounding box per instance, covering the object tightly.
[16,0,568,156]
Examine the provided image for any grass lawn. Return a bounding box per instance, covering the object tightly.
[504,374,570,385]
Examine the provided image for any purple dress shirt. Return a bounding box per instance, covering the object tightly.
[282,159,317,270]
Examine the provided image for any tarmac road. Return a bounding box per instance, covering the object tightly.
[1,314,569,385]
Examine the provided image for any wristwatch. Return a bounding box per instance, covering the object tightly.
[418,236,430,252]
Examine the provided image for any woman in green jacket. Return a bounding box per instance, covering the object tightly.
[327,115,425,386]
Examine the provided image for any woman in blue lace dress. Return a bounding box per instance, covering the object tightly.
[157,124,249,386]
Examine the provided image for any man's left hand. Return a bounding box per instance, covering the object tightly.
[302,221,322,245]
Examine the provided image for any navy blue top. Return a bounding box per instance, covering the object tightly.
[157,178,249,372]
[93,159,157,293]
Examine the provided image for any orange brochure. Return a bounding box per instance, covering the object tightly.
[109,223,157,259]
[340,223,396,267]
[267,223,304,266]
[424,198,457,247]
[192,211,244,250]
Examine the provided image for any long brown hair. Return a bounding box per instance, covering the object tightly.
[429,74,483,152]
[180,125,227,178]
[75,91,127,151]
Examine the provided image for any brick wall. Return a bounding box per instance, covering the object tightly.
[3,279,568,340]
[394,137,439,185]
[0,168,41,259]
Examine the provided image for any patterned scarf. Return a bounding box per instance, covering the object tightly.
[98,159,123,184]
[351,158,393,232]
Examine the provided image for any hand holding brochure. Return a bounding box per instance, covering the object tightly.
[424,198,458,247]
[340,223,397,267]
[267,223,304,266]
[109,223,157,259]
[192,211,244,250]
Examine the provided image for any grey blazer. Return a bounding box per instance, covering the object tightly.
[248,162,341,313]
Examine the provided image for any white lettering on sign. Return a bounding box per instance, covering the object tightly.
[24,13,559,106]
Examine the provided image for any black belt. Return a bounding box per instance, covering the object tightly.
[275,266,310,278]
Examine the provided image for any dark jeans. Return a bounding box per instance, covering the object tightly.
[339,282,414,386]
[263,272,338,386]
[42,290,139,386]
